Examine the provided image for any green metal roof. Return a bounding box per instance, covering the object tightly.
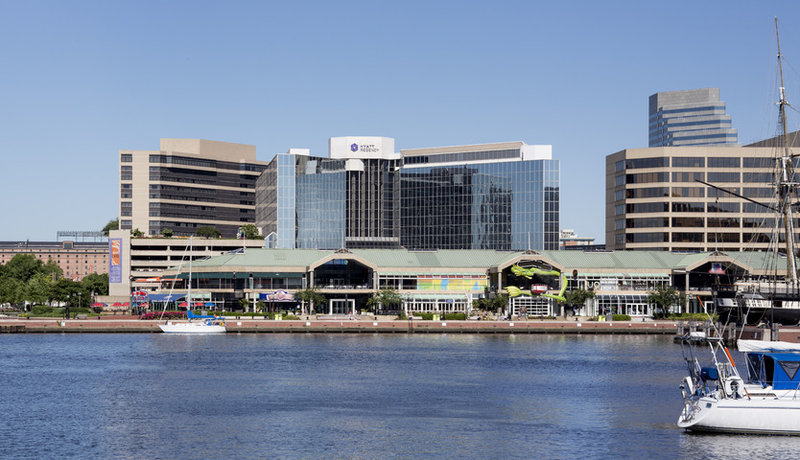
[177,248,794,276]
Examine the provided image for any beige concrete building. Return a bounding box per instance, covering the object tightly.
[606,145,792,251]
[119,139,269,238]
[107,229,265,297]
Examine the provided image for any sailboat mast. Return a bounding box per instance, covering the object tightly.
[775,17,799,283]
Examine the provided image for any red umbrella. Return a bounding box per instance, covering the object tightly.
[179,301,189,307]
[112,302,123,307]
[92,302,107,307]
[194,302,205,307]
[121,302,129,306]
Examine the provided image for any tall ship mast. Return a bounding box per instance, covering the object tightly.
[775,16,799,284]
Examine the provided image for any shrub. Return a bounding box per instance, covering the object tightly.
[612,314,631,321]
[443,313,466,320]
[416,312,434,320]
[666,313,718,321]
[32,305,55,315]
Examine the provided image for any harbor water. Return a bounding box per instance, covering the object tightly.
[2,334,800,459]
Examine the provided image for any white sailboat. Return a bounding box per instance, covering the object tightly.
[159,236,226,334]
[677,18,800,434]
[678,335,800,434]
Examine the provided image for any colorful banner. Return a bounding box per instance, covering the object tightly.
[417,276,487,291]
[109,238,122,283]
[260,290,295,302]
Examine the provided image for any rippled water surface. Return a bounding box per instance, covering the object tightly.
[2,333,800,459]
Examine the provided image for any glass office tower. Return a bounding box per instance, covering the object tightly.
[649,88,738,147]
[400,142,559,250]
[257,139,560,251]
[256,151,346,249]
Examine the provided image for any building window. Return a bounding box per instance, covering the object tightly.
[708,157,740,168]
[707,172,740,183]
[672,157,705,168]
[671,202,704,213]
[121,153,132,162]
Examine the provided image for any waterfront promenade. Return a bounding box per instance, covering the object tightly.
[0,316,682,334]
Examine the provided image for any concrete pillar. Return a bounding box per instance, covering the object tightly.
[685,272,690,314]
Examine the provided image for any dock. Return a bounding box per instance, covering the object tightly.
[1,317,681,334]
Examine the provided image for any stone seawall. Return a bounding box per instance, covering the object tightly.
[0,318,680,334]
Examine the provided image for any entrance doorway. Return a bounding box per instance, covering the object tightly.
[329,299,355,315]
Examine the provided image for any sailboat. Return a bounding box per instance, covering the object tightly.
[159,236,226,334]
[677,19,800,434]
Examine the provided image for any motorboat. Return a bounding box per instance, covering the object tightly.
[678,335,800,434]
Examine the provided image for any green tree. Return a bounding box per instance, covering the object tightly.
[51,278,83,306]
[366,289,403,313]
[0,278,24,308]
[160,228,174,238]
[131,228,144,237]
[102,218,119,236]
[239,224,261,239]
[82,273,109,297]
[564,288,596,317]
[647,285,684,319]
[295,288,326,314]
[41,259,63,281]
[196,226,222,239]
[25,272,53,305]
[4,254,43,283]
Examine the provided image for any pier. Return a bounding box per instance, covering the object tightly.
[1,317,680,334]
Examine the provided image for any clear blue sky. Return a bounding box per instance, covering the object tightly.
[2,1,800,243]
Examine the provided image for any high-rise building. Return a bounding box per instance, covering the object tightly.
[606,145,784,251]
[400,142,559,250]
[119,139,268,238]
[649,88,738,147]
[256,137,401,249]
[256,139,560,251]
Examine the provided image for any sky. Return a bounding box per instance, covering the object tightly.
[2,0,800,243]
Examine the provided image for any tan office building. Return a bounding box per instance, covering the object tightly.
[119,139,269,238]
[606,144,794,251]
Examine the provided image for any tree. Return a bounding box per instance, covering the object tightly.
[647,285,684,319]
[239,224,261,239]
[196,226,221,239]
[5,254,43,283]
[366,289,403,314]
[82,273,109,297]
[25,272,53,306]
[51,278,83,306]
[564,288,596,317]
[160,228,174,238]
[41,259,63,281]
[295,288,326,315]
[131,228,144,237]
[102,218,119,236]
[0,278,23,308]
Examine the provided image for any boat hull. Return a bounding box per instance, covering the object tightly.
[679,396,800,435]
[718,306,800,326]
[159,322,226,334]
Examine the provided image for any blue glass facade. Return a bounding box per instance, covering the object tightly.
[257,145,560,251]
[297,170,345,248]
[400,160,560,250]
